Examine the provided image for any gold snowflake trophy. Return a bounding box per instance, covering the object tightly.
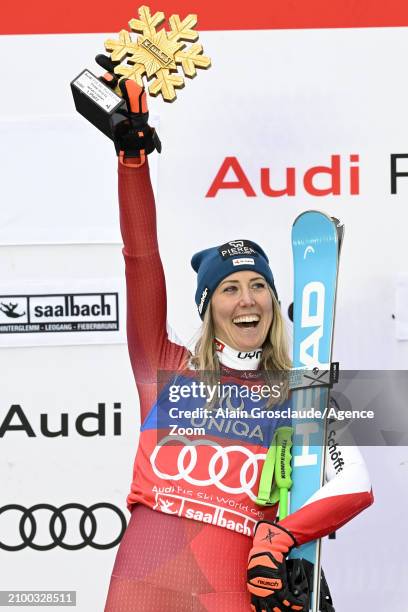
[71,5,211,142]
[105,5,211,102]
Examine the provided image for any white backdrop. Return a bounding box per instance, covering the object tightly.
[1,26,408,611]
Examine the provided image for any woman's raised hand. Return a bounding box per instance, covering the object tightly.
[95,54,161,166]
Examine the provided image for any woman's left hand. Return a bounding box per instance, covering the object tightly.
[247,521,307,612]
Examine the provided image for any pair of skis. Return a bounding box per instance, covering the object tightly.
[289,211,344,612]
[257,211,343,612]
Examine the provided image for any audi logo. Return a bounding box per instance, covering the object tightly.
[0,503,127,551]
[151,436,266,501]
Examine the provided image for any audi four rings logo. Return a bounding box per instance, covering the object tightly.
[0,503,126,551]
[150,436,266,502]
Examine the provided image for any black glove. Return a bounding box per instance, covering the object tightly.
[95,54,161,164]
[286,559,335,612]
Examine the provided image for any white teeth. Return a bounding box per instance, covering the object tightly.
[232,315,260,324]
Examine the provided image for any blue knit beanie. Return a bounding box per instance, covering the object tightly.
[191,239,278,319]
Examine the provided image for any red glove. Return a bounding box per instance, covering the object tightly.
[247,521,307,612]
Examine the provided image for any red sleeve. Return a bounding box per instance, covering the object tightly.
[280,489,374,546]
[279,442,374,546]
[118,159,188,389]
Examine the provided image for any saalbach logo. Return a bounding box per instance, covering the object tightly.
[0,292,119,334]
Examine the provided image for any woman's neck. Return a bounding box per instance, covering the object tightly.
[214,338,262,370]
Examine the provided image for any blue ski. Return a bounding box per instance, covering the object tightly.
[289,211,343,612]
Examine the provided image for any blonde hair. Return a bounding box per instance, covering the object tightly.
[189,288,292,405]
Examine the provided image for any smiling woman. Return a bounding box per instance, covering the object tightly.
[103,77,373,612]
[212,272,274,351]
[190,243,292,377]
[191,278,291,380]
